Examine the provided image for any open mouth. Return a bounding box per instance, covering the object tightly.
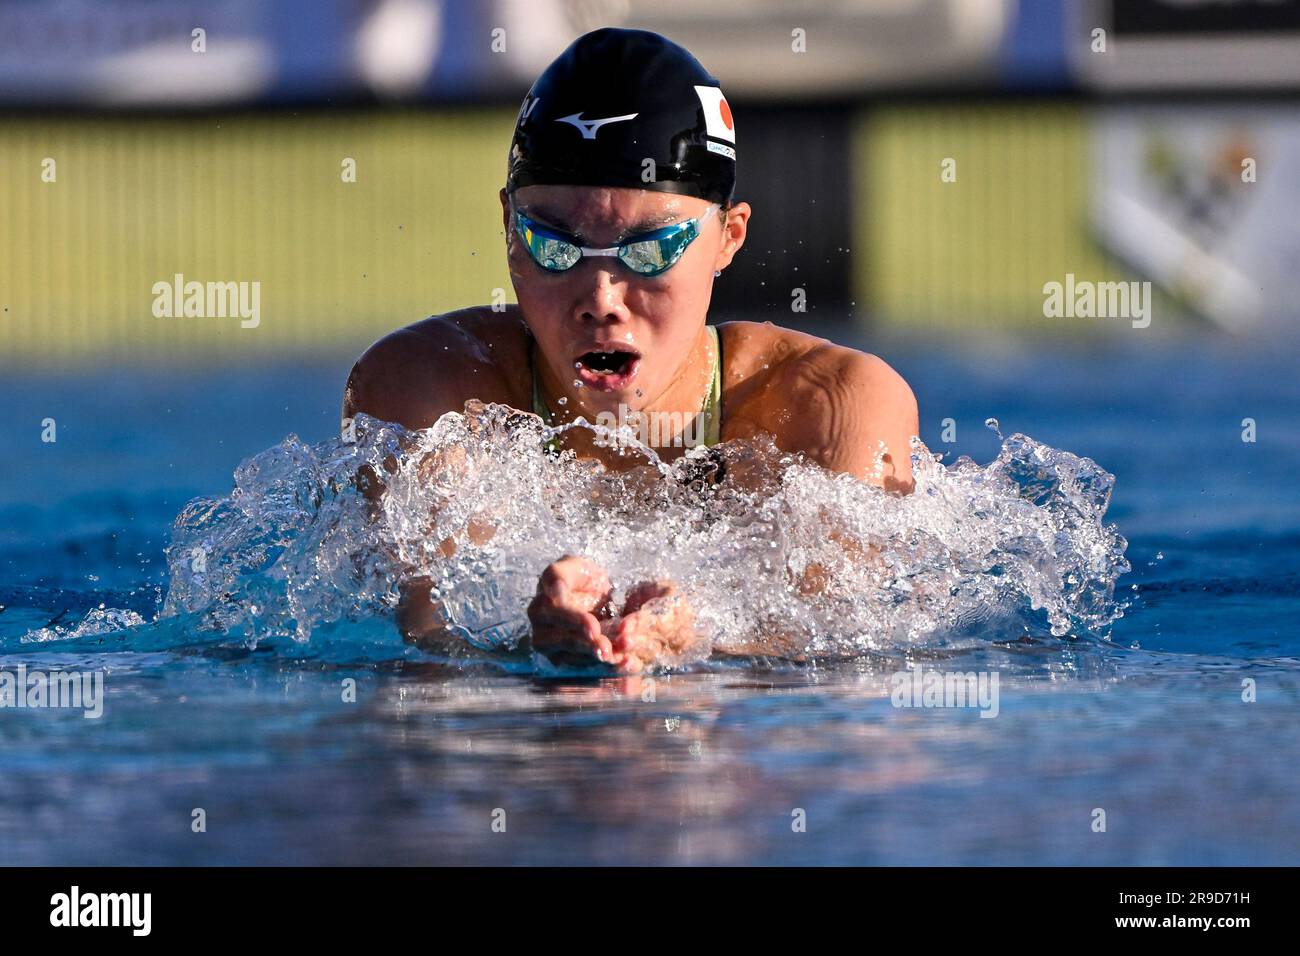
[575,347,641,391]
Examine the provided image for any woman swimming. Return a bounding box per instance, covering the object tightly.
[342,28,919,672]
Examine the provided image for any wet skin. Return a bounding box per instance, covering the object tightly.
[343,185,919,670]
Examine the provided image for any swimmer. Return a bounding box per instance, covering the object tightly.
[342,28,919,672]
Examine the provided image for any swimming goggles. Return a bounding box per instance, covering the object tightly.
[512,202,720,277]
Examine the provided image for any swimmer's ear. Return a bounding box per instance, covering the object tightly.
[713,200,751,273]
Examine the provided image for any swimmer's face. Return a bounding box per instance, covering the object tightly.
[501,184,748,411]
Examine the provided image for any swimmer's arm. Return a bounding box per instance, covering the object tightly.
[703,527,882,663]
[782,347,919,494]
[341,330,504,653]
[727,350,912,656]
[653,350,919,664]
[346,458,499,654]
[345,455,472,653]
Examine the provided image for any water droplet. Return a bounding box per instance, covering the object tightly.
[573,379,583,388]
[557,396,567,406]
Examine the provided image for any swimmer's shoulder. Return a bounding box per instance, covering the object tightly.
[714,320,838,435]
[342,305,530,430]
[717,319,913,412]
[715,320,825,383]
[717,320,917,483]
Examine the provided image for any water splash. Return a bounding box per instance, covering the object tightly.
[143,401,1129,665]
[22,607,149,644]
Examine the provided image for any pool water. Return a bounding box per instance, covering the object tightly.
[2,328,1298,865]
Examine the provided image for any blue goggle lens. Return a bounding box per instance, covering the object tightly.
[515,216,583,271]
[513,208,709,277]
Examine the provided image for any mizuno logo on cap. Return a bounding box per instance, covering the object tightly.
[555,112,638,139]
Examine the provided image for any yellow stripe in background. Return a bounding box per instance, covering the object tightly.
[854,101,1136,334]
[2,103,1156,364]
[0,110,514,365]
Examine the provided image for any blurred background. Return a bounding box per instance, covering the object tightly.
[2,0,1298,367]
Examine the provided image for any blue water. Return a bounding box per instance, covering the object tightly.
[2,329,1298,864]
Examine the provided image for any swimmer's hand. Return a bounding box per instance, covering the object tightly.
[527,556,619,667]
[527,556,698,673]
[604,580,697,674]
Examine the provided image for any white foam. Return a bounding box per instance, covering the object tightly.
[157,402,1131,662]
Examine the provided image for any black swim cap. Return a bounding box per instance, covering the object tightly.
[506,28,736,206]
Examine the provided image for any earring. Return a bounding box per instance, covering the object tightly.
[713,270,722,277]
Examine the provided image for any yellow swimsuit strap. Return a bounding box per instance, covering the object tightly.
[701,324,722,447]
[531,324,723,450]
[530,335,562,455]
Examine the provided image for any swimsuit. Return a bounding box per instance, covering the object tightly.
[529,324,723,454]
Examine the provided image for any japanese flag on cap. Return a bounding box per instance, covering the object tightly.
[694,85,735,145]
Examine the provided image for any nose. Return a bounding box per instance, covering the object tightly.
[574,266,631,325]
